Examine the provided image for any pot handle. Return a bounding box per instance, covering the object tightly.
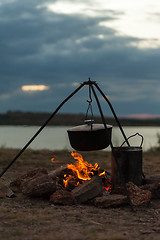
[120,132,144,147]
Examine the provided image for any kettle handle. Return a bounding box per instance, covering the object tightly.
[120,132,144,147]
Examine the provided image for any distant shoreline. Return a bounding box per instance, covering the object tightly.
[0,111,160,126]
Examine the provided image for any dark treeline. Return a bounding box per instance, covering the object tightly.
[0,111,160,126]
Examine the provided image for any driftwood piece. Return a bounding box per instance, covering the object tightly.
[20,174,56,197]
[50,190,76,205]
[94,194,127,208]
[72,175,102,203]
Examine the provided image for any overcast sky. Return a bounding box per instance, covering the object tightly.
[1,0,160,117]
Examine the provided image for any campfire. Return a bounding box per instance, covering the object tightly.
[9,150,159,208]
[54,152,111,192]
[1,79,160,208]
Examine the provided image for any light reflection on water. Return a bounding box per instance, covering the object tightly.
[0,125,160,151]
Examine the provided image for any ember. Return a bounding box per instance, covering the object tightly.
[53,152,111,192]
[51,155,59,163]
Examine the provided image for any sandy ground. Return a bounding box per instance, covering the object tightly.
[0,148,160,240]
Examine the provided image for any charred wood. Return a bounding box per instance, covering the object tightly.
[48,166,68,180]
[72,175,102,203]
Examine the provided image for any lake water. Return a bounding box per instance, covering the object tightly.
[0,125,160,151]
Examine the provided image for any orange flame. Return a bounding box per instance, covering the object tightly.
[52,151,111,192]
[99,171,106,177]
[63,152,100,188]
[68,152,100,180]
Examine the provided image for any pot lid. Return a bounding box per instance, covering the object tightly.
[67,124,112,132]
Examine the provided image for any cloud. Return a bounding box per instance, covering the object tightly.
[21,85,50,92]
[0,0,160,114]
[100,79,160,102]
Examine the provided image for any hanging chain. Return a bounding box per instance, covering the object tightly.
[85,85,94,127]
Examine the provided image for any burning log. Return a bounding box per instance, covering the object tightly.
[72,175,102,203]
[49,167,77,191]
[48,165,68,180]
[49,152,107,193]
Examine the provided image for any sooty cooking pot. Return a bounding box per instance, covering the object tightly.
[67,121,112,151]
